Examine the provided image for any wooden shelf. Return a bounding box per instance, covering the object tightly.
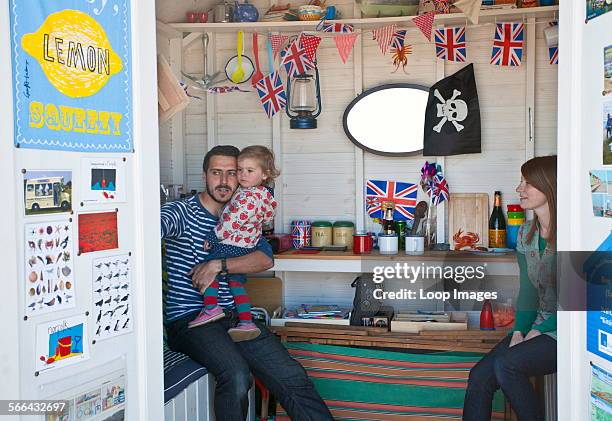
[164,5,558,34]
[272,250,518,276]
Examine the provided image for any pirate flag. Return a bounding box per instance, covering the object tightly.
[423,64,481,156]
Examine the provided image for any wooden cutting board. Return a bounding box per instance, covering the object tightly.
[448,193,489,249]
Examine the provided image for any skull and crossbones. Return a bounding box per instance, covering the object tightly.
[433,89,468,133]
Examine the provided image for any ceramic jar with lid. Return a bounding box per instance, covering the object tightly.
[333,221,354,249]
[311,221,333,247]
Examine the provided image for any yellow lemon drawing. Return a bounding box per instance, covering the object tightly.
[21,9,123,98]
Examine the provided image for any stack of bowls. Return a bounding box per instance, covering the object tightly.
[506,204,525,249]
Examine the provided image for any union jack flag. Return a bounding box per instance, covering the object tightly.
[428,173,449,205]
[280,39,314,77]
[391,30,407,49]
[490,23,525,67]
[255,71,286,118]
[366,180,418,221]
[434,27,466,62]
[548,46,558,65]
[320,22,354,33]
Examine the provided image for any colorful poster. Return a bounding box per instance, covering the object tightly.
[23,170,72,215]
[591,364,612,420]
[81,158,127,204]
[605,45,612,96]
[25,220,75,315]
[78,211,119,254]
[36,315,89,374]
[92,254,132,341]
[604,100,612,165]
[587,0,612,21]
[44,370,125,421]
[9,0,132,152]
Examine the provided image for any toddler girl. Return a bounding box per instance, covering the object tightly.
[188,146,278,342]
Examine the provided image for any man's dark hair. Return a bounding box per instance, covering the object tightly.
[202,145,240,172]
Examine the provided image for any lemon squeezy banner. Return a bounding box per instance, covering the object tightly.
[9,1,132,152]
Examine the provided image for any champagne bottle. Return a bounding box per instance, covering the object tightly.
[489,191,507,248]
[382,202,395,235]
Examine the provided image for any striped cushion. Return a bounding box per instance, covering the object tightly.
[163,342,208,403]
[277,343,506,420]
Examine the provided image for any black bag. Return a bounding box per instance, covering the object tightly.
[349,275,383,326]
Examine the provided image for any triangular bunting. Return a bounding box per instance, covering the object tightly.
[300,34,322,61]
[269,34,289,58]
[334,33,359,64]
[255,71,287,118]
[412,12,435,41]
[372,24,397,55]
[453,0,483,25]
[549,46,558,65]
[280,39,315,77]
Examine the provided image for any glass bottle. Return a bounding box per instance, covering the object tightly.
[381,202,395,235]
[489,191,507,248]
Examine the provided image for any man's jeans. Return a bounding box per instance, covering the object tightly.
[463,334,557,421]
[166,310,333,421]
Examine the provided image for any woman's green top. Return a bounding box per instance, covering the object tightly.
[512,220,557,339]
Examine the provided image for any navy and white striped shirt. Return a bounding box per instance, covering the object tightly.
[161,195,273,323]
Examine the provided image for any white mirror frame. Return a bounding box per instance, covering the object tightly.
[343,83,429,157]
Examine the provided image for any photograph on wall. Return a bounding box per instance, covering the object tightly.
[36,315,89,374]
[92,254,132,341]
[590,363,612,420]
[44,369,125,421]
[78,211,119,254]
[81,158,127,204]
[587,0,612,21]
[23,170,72,215]
[604,99,612,165]
[605,45,612,96]
[8,0,133,152]
[25,220,75,315]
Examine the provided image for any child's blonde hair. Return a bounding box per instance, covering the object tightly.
[238,145,280,187]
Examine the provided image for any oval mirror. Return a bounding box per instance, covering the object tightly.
[343,84,429,156]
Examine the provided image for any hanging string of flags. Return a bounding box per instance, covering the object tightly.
[238,16,558,118]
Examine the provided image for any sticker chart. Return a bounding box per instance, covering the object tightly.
[25,220,75,315]
[92,254,133,341]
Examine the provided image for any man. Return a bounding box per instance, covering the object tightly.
[161,145,332,421]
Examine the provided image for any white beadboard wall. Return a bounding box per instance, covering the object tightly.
[157,10,558,309]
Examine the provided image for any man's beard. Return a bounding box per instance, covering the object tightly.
[206,183,233,204]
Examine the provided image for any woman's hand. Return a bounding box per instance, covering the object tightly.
[524,329,541,341]
[188,260,222,293]
[509,331,524,347]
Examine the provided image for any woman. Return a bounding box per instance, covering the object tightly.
[463,156,557,421]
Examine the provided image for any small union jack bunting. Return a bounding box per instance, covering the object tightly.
[255,71,287,118]
[391,29,407,50]
[320,22,354,33]
[434,27,466,62]
[547,21,558,65]
[490,22,525,66]
[280,39,315,77]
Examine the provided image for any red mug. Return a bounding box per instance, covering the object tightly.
[353,234,373,254]
[199,12,209,23]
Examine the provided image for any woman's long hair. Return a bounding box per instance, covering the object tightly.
[521,155,557,248]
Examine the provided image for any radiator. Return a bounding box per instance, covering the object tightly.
[164,374,256,421]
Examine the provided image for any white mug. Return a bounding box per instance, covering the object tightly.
[379,235,398,255]
[543,25,558,47]
[405,236,425,255]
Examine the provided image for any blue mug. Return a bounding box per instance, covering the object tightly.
[325,5,336,19]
